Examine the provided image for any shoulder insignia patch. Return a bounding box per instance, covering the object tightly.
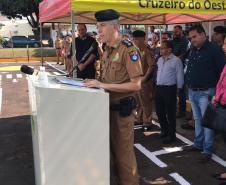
[130,50,139,62]
[122,39,133,48]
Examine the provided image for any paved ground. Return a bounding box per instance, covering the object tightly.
[0,62,226,185]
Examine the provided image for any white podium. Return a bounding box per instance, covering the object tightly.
[28,76,109,185]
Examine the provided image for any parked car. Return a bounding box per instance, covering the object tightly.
[8,36,40,48]
[2,37,10,48]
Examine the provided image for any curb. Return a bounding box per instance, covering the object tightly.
[0,57,58,63]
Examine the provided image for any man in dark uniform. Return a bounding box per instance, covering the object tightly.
[132,30,156,132]
[85,9,143,185]
[75,24,98,79]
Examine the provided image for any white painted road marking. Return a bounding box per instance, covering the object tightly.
[12,79,17,83]
[134,143,167,168]
[152,146,183,156]
[16,74,23,78]
[169,173,191,185]
[6,74,12,79]
[53,72,61,75]
[151,120,226,167]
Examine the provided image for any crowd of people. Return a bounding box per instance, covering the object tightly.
[54,9,226,185]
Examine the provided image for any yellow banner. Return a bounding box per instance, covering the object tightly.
[71,0,226,14]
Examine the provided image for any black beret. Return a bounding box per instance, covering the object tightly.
[132,30,146,38]
[214,26,226,34]
[95,9,120,22]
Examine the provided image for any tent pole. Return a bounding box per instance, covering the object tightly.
[40,23,44,66]
[71,10,76,78]
[145,25,148,43]
[159,25,162,45]
[208,22,212,42]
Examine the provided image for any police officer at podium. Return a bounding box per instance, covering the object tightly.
[85,9,143,185]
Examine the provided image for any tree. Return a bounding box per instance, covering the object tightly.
[0,0,43,38]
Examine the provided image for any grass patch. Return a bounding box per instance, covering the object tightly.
[0,48,57,58]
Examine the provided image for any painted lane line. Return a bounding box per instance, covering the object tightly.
[152,120,226,167]
[6,74,12,79]
[169,173,191,185]
[53,72,61,75]
[152,146,183,156]
[134,144,167,168]
[16,74,23,78]
[212,154,226,168]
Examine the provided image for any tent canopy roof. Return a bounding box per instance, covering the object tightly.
[39,0,226,24]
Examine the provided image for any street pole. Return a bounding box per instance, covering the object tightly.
[71,11,76,78]
[40,23,44,66]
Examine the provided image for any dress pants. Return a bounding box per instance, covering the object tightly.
[155,85,177,137]
[110,110,139,185]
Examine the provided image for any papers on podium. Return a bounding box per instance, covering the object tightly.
[54,77,85,87]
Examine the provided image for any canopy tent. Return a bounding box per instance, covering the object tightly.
[39,0,226,24]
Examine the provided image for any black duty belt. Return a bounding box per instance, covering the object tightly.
[110,104,120,111]
[190,87,209,91]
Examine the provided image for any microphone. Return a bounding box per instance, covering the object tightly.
[78,42,97,64]
[20,65,68,76]
[20,65,39,75]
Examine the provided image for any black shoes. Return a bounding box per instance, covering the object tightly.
[176,112,186,118]
[183,145,202,152]
[162,136,176,144]
[198,153,212,163]
[212,173,226,181]
[158,132,168,139]
[181,123,195,130]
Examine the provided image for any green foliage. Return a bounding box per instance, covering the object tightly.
[0,0,43,37]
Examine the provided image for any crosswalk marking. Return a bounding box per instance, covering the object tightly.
[169,173,191,185]
[6,74,12,79]
[134,143,168,168]
[16,74,23,78]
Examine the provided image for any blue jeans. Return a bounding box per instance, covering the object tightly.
[188,88,215,155]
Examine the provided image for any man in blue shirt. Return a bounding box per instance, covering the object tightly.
[184,24,226,163]
[155,40,184,144]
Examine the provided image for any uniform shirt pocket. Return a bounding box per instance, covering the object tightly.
[111,62,123,81]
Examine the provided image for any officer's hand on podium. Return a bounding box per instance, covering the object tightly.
[84,79,102,89]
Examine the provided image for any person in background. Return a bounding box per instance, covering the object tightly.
[171,25,190,119]
[212,26,226,48]
[148,26,155,46]
[132,30,156,132]
[161,32,171,42]
[85,9,143,185]
[75,24,98,79]
[55,36,62,65]
[212,35,226,185]
[184,24,225,163]
[155,40,184,144]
